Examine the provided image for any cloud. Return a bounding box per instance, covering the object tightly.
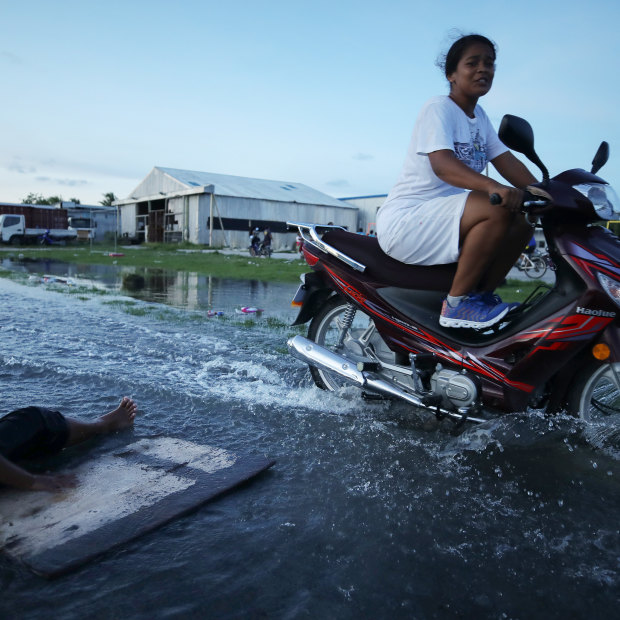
[35,176,90,187]
[1,51,22,65]
[352,152,374,161]
[6,160,36,175]
[325,179,350,188]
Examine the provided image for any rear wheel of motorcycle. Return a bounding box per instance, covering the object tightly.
[307,295,372,391]
[524,256,547,278]
[566,362,620,422]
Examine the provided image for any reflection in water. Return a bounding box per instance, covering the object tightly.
[121,273,146,291]
[1,256,299,320]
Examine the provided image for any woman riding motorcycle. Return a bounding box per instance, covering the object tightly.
[377,33,537,329]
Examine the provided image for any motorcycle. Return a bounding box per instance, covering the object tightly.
[287,114,620,426]
[38,230,67,246]
[249,242,273,257]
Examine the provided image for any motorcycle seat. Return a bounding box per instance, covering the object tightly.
[321,229,456,292]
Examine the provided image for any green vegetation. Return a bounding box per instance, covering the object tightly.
[0,243,548,300]
[1,244,308,283]
[497,278,551,303]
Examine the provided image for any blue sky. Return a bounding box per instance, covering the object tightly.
[1,0,619,206]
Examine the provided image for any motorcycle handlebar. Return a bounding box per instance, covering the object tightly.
[489,192,548,211]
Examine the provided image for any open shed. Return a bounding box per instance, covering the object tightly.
[115,167,357,249]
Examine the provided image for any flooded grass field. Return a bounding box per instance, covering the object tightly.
[0,259,618,619]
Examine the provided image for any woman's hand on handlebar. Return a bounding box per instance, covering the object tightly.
[488,184,525,212]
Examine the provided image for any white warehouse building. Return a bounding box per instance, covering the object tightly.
[339,194,387,235]
[115,167,358,249]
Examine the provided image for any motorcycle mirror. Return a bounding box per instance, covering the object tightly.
[591,141,609,175]
[498,114,549,182]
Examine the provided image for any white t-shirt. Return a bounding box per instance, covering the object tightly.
[376,95,508,263]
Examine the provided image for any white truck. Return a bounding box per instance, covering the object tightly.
[0,205,77,245]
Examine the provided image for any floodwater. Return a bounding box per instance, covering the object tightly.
[0,259,619,619]
[1,256,298,320]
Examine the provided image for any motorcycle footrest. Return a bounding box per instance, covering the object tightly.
[421,394,443,407]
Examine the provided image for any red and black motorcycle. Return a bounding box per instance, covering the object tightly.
[287,114,620,425]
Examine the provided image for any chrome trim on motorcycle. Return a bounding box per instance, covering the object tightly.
[287,222,366,273]
[287,335,486,424]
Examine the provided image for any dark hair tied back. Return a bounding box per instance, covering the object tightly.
[437,33,497,78]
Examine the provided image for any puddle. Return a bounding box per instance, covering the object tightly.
[1,256,300,321]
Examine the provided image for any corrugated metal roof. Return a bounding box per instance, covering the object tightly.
[156,167,351,208]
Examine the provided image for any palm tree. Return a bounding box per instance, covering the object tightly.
[100,192,118,206]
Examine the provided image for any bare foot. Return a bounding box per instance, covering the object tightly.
[99,397,137,433]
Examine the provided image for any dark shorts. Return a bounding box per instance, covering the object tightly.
[0,407,70,461]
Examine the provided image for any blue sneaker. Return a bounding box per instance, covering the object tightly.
[440,294,511,329]
[479,291,520,312]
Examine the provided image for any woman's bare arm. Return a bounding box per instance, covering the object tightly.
[428,149,524,210]
[491,151,538,188]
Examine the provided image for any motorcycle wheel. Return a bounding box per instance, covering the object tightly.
[524,256,547,279]
[566,362,620,423]
[307,295,377,391]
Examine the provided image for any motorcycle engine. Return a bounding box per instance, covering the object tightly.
[430,368,478,409]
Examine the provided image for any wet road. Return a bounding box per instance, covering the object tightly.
[0,267,618,619]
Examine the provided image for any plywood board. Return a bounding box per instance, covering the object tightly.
[0,437,275,578]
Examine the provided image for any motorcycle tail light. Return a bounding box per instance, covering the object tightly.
[597,272,620,308]
[302,246,319,266]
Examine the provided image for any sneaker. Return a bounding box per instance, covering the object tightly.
[479,291,520,312]
[440,294,511,329]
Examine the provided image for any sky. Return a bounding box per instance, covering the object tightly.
[1,0,619,206]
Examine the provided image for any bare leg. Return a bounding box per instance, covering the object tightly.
[449,191,532,296]
[65,397,137,447]
[476,217,533,292]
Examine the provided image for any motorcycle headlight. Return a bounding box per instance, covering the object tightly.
[574,183,620,220]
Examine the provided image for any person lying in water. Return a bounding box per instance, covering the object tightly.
[0,397,137,492]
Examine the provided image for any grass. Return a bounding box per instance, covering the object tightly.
[0,243,549,300]
[1,243,307,283]
[496,278,551,303]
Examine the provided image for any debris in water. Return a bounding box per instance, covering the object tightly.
[236,307,264,314]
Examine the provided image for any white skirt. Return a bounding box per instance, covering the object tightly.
[376,192,469,265]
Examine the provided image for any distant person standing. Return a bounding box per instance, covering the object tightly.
[249,228,261,256]
[262,228,272,250]
[259,228,272,256]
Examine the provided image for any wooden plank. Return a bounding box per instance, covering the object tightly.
[0,437,275,578]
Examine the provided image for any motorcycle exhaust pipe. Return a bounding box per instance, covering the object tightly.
[287,335,367,387]
[287,335,426,406]
[287,335,485,424]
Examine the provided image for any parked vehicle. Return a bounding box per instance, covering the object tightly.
[515,250,548,278]
[0,205,76,245]
[37,229,68,246]
[256,242,273,257]
[287,114,620,426]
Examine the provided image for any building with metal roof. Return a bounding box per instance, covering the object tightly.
[115,167,358,249]
[339,194,387,235]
